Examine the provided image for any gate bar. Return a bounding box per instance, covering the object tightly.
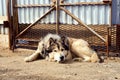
[56,0,60,34]
[60,2,111,6]
[16,7,55,38]
[60,7,106,42]
[15,2,111,8]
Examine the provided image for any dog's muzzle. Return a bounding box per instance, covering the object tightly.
[54,53,65,63]
[60,56,64,61]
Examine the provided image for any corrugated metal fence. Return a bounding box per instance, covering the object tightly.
[0,0,6,16]
[0,0,111,34]
[112,0,120,24]
[17,0,110,25]
[0,0,8,34]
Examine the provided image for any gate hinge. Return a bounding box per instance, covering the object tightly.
[51,0,64,6]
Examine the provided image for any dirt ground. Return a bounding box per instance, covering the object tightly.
[0,35,120,80]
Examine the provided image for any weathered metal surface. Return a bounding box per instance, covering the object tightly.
[0,0,8,34]
[112,0,120,25]
[16,0,110,25]
[60,7,106,42]
[0,0,111,35]
[6,0,116,54]
[16,7,55,38]
[116,25,120,50]
[0,0,7,16]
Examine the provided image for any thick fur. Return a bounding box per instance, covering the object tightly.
[24,33,99,63]
[24,33,61,62]
[61,37,99,63]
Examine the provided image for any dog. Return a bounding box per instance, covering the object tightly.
[24,33,100,63]
[61,36,100,63]
[24,33,62,62]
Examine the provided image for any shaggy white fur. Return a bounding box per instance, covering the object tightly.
[24,33,99,63]
[24,33,61,62]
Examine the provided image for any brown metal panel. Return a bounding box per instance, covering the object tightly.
[116,25,120,50]
[17,24,109,52]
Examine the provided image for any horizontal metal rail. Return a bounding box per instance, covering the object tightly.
[15,2,111,8]
[15,4,51,8]
[60,2,111,6]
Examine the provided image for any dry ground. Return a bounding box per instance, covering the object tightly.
[0,34,120,80]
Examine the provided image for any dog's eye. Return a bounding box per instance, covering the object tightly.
[61,49,64,51]
[54,50,57,52]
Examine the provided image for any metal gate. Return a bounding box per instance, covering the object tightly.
[7,0,113,55]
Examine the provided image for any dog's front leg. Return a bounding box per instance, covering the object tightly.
[72,58,83,62]
[24,41,44,62]
[24,49,40,62]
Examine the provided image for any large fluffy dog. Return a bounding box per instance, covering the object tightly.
[24,33,100,63]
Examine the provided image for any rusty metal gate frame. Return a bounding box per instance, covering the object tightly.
[7,0,111,56]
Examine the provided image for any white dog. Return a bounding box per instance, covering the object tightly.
[24,33,61,62]
[24,33,100,63]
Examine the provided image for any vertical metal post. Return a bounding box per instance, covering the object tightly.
[56,0,60,34]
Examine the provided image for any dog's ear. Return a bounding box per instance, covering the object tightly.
[61,36,66,41]
[61,36,69,50]
[49,37,55,45]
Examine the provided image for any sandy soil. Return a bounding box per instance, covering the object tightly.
[0,35,120,80]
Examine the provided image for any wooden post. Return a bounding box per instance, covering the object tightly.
[12,0,19,50]
[7,0,13,50]
[56,0,60,34]
[12,0,19,35]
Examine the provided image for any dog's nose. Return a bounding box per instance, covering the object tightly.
[60,56,64,61]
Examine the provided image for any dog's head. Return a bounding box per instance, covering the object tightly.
[46,37,69,63]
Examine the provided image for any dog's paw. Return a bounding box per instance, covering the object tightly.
[45,56,49,61]
[24,57,31,62]
[48,58,56,62]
